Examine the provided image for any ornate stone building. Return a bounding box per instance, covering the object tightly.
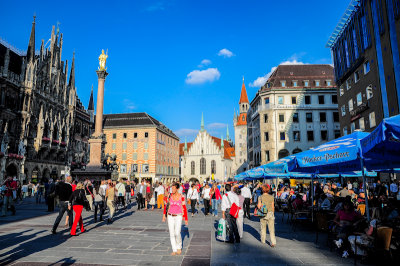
[0,17,92,183]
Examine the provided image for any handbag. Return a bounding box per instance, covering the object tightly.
[149,197,155,205]
[226,194,240,218]
[254,204,268,217]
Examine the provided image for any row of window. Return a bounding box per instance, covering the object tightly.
[120,164,149,174]
[156,132,179,147]
[340,87,373,116]
[339,62,371,96]
[276,80,332,88]
[342,112,376,135]
[264,112,339,124]
[265,94,337,105]
[112,142,149,150]
[190,159,216,175]
[267,129,341,142]
[112,132,149,139]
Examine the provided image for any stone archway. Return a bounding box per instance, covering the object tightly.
[278,149,290,159]
[42,168,50,182]
[6,163,18,178]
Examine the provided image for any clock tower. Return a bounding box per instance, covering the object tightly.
[233,77,249,174]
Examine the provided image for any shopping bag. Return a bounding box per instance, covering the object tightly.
[216,218,228,242]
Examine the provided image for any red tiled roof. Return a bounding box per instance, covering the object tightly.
[239,81,249,104]
[179,142,193,156]
[179,136,235,159]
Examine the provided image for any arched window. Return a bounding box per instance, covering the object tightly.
[200,158,206,175]
[292,148,302,154]
[191,161,195,175]
[278,149,290,159]
[211,160,216,174]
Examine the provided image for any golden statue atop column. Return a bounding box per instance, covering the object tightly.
[98,49,108,71]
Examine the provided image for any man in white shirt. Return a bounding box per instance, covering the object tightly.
[221,184,240,243]
[241,183,252,219]
[202,183,211,215]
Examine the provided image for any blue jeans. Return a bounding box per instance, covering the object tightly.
[36,192,42,204]
[211,199,220,216]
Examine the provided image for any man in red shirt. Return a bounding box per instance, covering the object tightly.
[1,176,16,216]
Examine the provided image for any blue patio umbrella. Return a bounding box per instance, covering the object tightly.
[361,114,400,170]
[234,172,249,181]
[262,155,297,174]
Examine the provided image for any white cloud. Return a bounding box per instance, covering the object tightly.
[185,68,220,85]
[198,59,212,68]
[249,59,306,88]
[207,122,226,129]
[123,99,136,111]
[174,128,198,138]
[218,48,234,58]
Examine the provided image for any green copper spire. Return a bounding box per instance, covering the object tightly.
[201,112,204,131]
[221,135,224,148]
[226,125,230,141]
[184,137,187,151]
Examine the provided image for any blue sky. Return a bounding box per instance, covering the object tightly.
[1,0,349,142]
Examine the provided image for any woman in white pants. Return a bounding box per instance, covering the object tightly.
[162,182,188,255]
[235,186,245,238]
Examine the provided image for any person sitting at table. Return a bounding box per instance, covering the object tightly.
[334,199,363,239]
[319,194,331,210]
[280,188,289,200]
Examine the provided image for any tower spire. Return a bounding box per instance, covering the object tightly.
[226,125,230,141]
[239,76,249,105]
[201,112,204,131]
[88,84,94,110]
[221,136,224,148]
[27,15,36,63]
[68,52,75,89]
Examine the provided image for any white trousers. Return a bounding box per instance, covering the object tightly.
[167,214,183,252]
[237,211,244,238]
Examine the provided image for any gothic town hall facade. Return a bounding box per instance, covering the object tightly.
[0,17,93,183]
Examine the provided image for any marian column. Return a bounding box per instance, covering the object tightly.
[88,50,108,167]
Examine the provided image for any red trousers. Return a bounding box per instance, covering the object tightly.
[71,205,85,235]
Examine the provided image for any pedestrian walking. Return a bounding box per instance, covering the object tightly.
[258,184,276,247]
[187,184,199,216]
[106,182,116,224]
[84,179,94,211]
[236,187,245,239]
[22,182,28,198]
[51,176,73,234]
[136,180,147,210]
[93,183,105,222]
[47,179,55,212]
[202,183,211,215]
[162,182,188,256]
[125,181,132,207]
[210,183,222,217]
[1,176,16,216]
[36,182,44,204]
[116,179,126,210]
[221,184,240,244]
[241,183,252,219]
[156,182,165,209]
[145,180,152,210]
[68,182,87,236]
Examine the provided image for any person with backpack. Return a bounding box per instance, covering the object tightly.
[68,182,87,236]
[258,184,276,247]
[221,184,240,244]
[162,182,188,256]
[93,183,105,222]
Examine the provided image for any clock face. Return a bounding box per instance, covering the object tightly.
[241,129,246,134]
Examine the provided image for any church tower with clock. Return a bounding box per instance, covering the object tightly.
[233,78,249,174]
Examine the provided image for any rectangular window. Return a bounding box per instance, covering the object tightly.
[132,164,138,173]
[345,39,350,68]
[293,131,300,141]
[318,95,325,104]
[341,105,346,116]
[279,114,285,123]
[326,80,331,86]
[293,81,298,87]
[293,113,299,123]
[280,132,285,141]
[353,28,359,59]
[278,96,284,104]
[264,132,269,141]
[366,85,373,99]
[320,112,327,122]
[144,153,148,160]
[112,143,116,150]
[348,99,354,111]
[333,112,339,122]
[120,164,127,173]
[122,153,127,160]
[291,96,297,104]
[359,117,365,131]
[321,130,328,141]
[357,92,362,106]
[112,133,116,139]
[134,132,137,138]
[351,122,356,133]
[364,61,370,74]
[122,143,127,150]
[265,97,270,104]
[305,95,311,105]
[306,112,313,123]
[281,81,286,87]
[304,80,309,87]
[143,164,149,173]
[307,131,314,141]
[264,114,268,123]
[346,79,351,90]
[369,112,376,127]
[334,130,341,139]
[315,80,320,86]
[145,132,149,138]
[133,153,138,160]
[133,142,138,149]
[265,150,270,162]
[332,95,338,104]
[354,71,360,83]
[144,142,148,149]
[123,133,127,139]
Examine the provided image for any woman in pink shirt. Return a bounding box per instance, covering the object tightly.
[162,182,188,255]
